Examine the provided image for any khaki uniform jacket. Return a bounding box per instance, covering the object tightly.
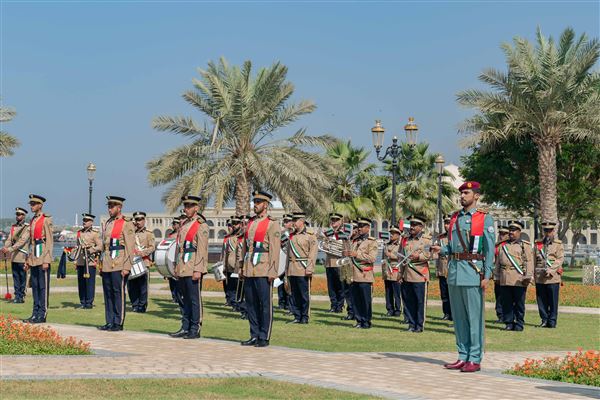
[287,228,317,277]
[234,234,245,274]
[175,216,208,277]
[324,228,343,268]
[75,228,102,267]
[101,216,136,273]
[435,233,449,278]
[241,216,281,279]
[27,213,53,266]
[382,240,401,281]
[495,239,534,287]
[3,222,30,263]
[135,228,156,268]
[399,233,432,283]
[493,241,506,281]
[534,238,564,285]
[351,235,378,283]
[223,234,239,273]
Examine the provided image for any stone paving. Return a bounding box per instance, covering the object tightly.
[1,324,598,399]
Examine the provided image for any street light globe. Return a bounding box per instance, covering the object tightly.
[404,117,418,146]
[435,155,445,174]
[87,162,97,181]
[371,120,385,150]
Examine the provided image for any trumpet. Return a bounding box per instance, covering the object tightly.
[318,236,344,257]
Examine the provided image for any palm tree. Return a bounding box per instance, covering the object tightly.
[326,140,383,221]
[381,143,456,225]
[147,58,338,216]
[0,103,20,157]
[457,27,600,223]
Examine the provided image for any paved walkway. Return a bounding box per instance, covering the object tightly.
[1,324,598,399]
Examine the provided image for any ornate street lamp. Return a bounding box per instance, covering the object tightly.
[372,117,419,224]
[87,162,96,215]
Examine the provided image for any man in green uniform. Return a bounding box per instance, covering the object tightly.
[432,181,494,373]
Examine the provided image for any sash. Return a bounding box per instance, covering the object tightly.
[501,243,524,275]
[536,242,553,268]
[288,234,308,269]
[400,237,429,281]
[246,217,270,266]
[109,218,126,259]
[31,215,46,258]
[448,210,485,253]
[182,220,201,263]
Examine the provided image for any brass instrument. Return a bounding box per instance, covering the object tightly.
[318,236,344,257]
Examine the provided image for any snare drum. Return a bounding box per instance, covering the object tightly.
[212,261,226,282]
[155,238,177,279]
[129,256,148,280]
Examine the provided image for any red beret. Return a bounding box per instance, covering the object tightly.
[458,181,480,191]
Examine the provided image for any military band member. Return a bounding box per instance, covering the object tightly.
[324,212,345,313]
[398,215,431,333]
[167,217,182,305]
[344,217,378,329]
[436,217,452,321]
[1,207,30,303]
[23,195,53,323]
[286,211,317,324]
[433,181,495,373]
[234,215,248,318]
[494,226,510,322]
[534,222,564,328]
[223,216,242,308]
[278,214,293,311]
[240,191,280,347]
[127,212,155,313]
[75,213,102,309]
[340,219,358,321]
[382,225,402,317]
[99,196,135,331]
[495,220,533,331]
[170,195,208,339]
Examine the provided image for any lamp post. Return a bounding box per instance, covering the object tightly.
[435,155,445,235]
[86,162,96,215]
[372,117,419,225]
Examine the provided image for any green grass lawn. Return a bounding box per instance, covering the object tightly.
[2,293,598,353]
[0,377,380,400]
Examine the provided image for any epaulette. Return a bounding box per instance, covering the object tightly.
[476,207,489,214]
[306,228,314,235]
[43,213,52,218]
[122,216,131,222]
[367,236,376,240]
[268,216,276,221]
[23,222,30,227]
[522,240,531,245]
[554,239,562,244]
[92,228,99,233]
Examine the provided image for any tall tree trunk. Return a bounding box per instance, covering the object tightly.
[235,171,251,216]
[569,230,582,268]
[537,142,559,224]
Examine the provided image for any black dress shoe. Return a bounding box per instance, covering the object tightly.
[109,325,123,331]
[168,329,189,338]
[385,311,394,317]
[442,314,449,320]
[494,319,503,323]
[503,324,514,331]
[286,319,301,324]
[300,319,309,324]
[240,314,248,320]
[353,323,362,328]
[407,326,415,332]
[545,324,556,329]
[402,318,409,324]
[343,315,355,321]
[241,338,258,346]
[22,316,35,323]
[393,311,401,317]
[31,317,46,324]
[536,321,548,328]
[412,328,423,333]
[255,339,269,347]
[75,304,85,309]
[333,308,343,313]
[513,326,524,332]
[183,331,200,339]
[84,305,93,309]
[98,323,113,331]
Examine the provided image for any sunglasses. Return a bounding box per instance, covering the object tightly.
[135,218,144,222]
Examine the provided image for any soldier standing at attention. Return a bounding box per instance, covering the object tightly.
[432,181,495,373]
[436,216,452,321]
[382,226,402,317]
[23,195,53,323]
[223,216,242,308]
[493,226,510,323]
[344,217,378,329]
[75,213,102,309]
[324,213,345,313]
[1,207,30,304]
[129,211,155,313]
[286,211,317,324]
[169,195,208,339]
[398,215,431,333]
[534,222,564,328]
[99,196,136,332]
[495,221,533,332]
[240,191,280,348]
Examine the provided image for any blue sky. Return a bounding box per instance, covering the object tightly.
[1,1,598,224]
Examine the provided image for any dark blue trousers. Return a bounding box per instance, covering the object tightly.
[11,262,26,300]
[350,282,372,327]
[289,276,310,322]
[341,280,354,317]
[326,267,344,311]
[384,280,402,314]
[500,285,527,330]
[178,276,203,333]
[127,273,149,311]
[224,272,238,306]
[76,265,96,307]
[168,277,182,305]
[438,276,452,318]
[102,271,128,326]
[536,283,560,327]
[402,282,425,330]
[236,278,247,315]
[244,277,273,341]
[277,280,290,309]
[30,265,50,319]
[494,281,503,320]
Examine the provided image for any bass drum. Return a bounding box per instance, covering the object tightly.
[155,238,177,279]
